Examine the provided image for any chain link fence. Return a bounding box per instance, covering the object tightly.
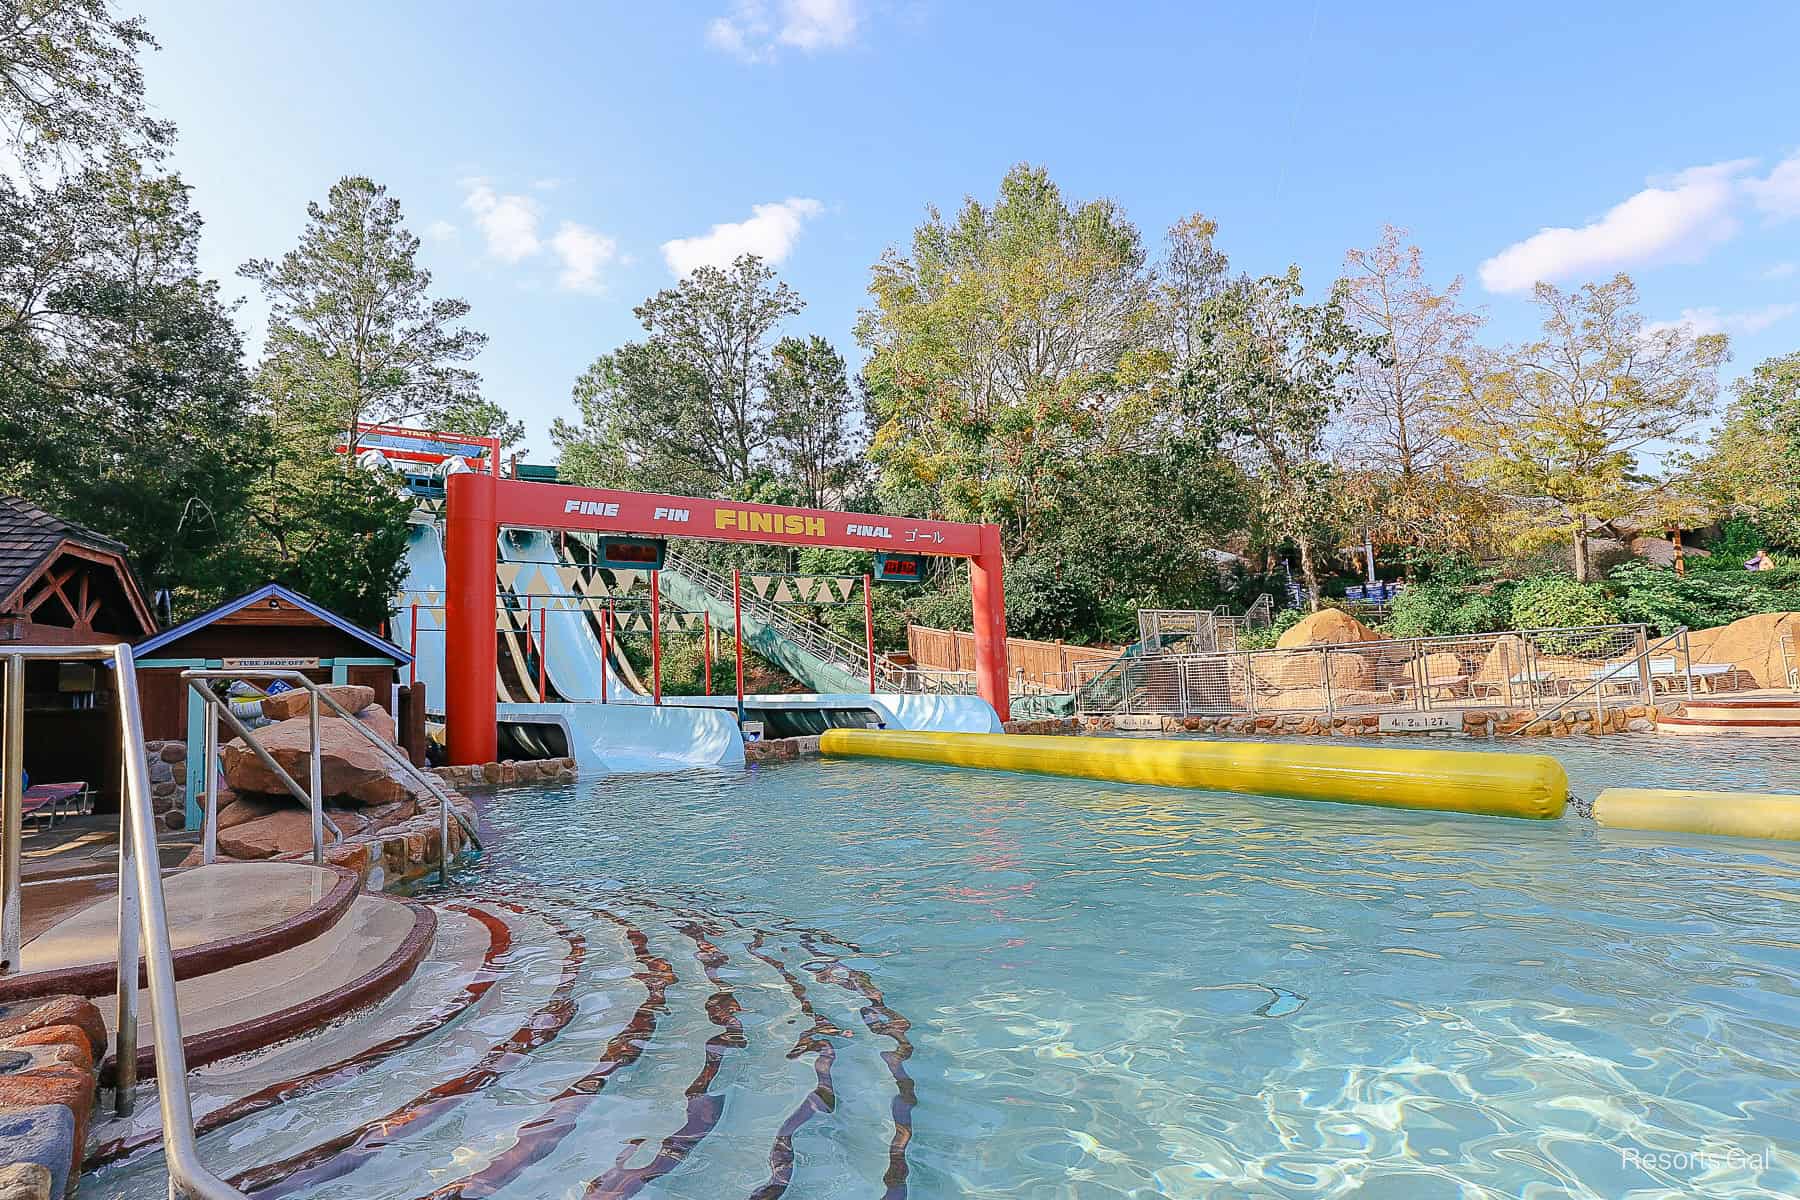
[1074,623,1736,718]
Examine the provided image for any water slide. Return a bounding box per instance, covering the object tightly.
[395,521,447,708]
[495,528,645,704]
[394,519,999,776]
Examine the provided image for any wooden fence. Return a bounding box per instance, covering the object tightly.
[904,625,1120,690]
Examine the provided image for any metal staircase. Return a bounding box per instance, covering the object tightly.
[660,549,967,696]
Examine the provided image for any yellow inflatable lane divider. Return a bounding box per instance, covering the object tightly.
[818,730,1568,820]
[1593,788,1800,841]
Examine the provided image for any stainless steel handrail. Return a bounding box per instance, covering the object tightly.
[663,551,927,692]
[182,678,339,864]
[1511,627,1688,736]
[0,643,250,1198]
[183,670,480,883]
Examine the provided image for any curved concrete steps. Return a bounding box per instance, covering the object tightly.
[1658,693,1800,736]
[102,893,437,1081]
[83,894,914,1199]
[2,862,360,1003]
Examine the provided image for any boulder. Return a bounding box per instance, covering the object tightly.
[1686,611,1800,688]
[217,808,320,860]
[1275,609,1381,649]
[0,998,105,1061]
[0,1162,51,1200]
[1424,651,1467,681]
[355,703,396,744]
[216,793,279,830]
[1264,649,1374,691]
[260,685,375,722]
[222,715,413,806]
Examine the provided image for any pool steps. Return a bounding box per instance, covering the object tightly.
[1658,693,1800,736]
[84,893,912,1197]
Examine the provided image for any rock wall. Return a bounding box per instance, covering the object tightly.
[0,994,105,1200]
[743,736,821,763]
[430,757,578,790]
[142,739,187,831]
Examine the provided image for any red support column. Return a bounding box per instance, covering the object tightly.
[600,601,611,704]
[864,572,876,691]
[445,469,499,765]
[651,570,663,706]
[733,569,745,722]
[408,603,419,688]
[969,523,1011,723]
[703,611,712,696]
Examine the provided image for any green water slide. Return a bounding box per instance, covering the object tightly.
[657,551,887,695]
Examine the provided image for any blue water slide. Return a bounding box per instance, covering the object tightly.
[495,528,645,703]
[395,521,448,711]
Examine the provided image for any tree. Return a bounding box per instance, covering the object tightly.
[1448,275,1728,581]
[0,160,264,604]
[553,254,802,494]
[1337,226,1486,554]
[1692,350,1800,543]
[768,335,859,507]
[241,176,487,455]
[437,396,527,457]
[1181,268,1373,609]
[857,163,1159,547]
[236,423,413,629]
[0,0,172,166]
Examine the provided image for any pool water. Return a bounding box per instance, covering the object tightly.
[458,734,1799,1197]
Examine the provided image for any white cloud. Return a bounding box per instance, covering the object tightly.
[1764,261,1797,280]
[1746,149,1800,221]
[661,197,824,276]
[425,219,458,242]
[707,0,857,61]
[1644,303,1799,339]
[462,180,542,263]
[778,0,857,49]
[1479,160,1752,294]
[550,221,618,293]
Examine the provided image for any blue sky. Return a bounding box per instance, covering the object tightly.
[136,1,1800,459]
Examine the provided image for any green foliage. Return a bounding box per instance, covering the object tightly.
[1449,274,1727,581]
[1181,267,1379,607]
[241,176,487,449]
[1607,560,1800,636]
[1507,575,1620,631]
[236,448,413,628]
[553,255,809,496]
[0,0,172,166]
[1236,607,1305,651]
[0,161,265,603]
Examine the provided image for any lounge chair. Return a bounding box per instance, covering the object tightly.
[21,781,90,828]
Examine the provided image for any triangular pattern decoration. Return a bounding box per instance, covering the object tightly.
[496,563,525,590]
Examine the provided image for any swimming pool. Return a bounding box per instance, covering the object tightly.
[88,735,1800,1198]
[451,734,1798,1197]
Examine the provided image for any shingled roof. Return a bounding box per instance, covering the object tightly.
[0,495,135,606]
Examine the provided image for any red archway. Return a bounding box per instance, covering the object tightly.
[443,470,1008,764]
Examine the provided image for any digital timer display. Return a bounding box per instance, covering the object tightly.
[597,536,667,570]
[873,552,928,583]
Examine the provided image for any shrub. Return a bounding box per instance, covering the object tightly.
[1386,583,1511,638]
[1608,560,1800,635]
[1508,575,1621,632]
[1237,607,1305,651]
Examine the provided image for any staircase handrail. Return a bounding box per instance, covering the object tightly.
[183,669,481,882]
[2,644,251,1196]
[663,549,934,693]
[1511,626,1686,736]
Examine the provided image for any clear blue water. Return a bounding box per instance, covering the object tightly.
[462,734,1800,1198]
